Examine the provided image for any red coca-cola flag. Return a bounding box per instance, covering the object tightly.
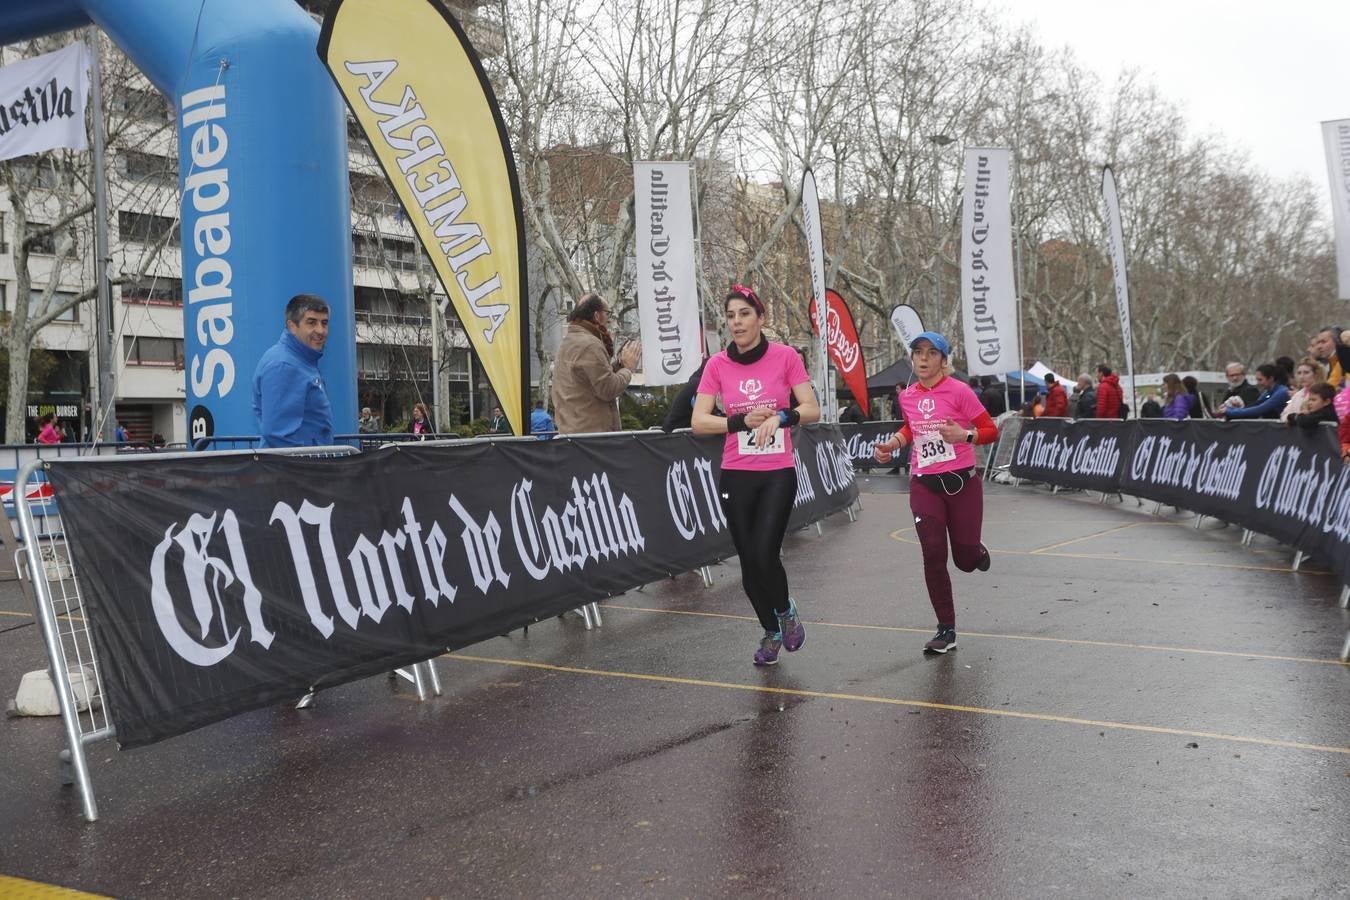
[808,289,868,414]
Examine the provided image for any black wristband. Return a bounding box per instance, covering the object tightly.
[778,408,801,428]
[726,413,749,433]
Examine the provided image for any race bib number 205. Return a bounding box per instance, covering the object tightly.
[737,429,786,456]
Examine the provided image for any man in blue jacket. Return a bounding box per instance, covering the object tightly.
[253,295,334,709]
[252,294,334,448]
[529,399,556,439]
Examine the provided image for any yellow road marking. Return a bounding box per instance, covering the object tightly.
[0,875,107,898]
[0,609,83,624]
[885,529,1332,575]
[448,654,1350,756]
[599,604,1350,668]
[1028,521,1150,554]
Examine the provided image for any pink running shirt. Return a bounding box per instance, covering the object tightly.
[698,342,811,471]
[896,376,986,474]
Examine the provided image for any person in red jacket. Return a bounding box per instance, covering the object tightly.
[1095,364,1123,418]
[1042,373,1069,417]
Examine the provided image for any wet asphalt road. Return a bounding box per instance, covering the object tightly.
[1,476,1347,898]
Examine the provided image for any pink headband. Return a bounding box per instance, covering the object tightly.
[727,284,764,313]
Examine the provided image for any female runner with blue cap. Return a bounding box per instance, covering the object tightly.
[873,331,999,653]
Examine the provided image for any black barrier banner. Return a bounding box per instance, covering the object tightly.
[1123,421,1350,569]
[1008,418,1350,587]
[837,420,903,471]
[1008,417,1128,492]
[48,426,857,748]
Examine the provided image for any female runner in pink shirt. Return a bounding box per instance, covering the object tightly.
[693,286,820,665]
[873,332,999,653]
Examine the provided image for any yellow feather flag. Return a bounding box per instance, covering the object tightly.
[319,0,528,434]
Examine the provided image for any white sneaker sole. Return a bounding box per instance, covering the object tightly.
[924,642,956,654]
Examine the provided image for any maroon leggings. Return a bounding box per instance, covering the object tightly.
[908,474,984,626]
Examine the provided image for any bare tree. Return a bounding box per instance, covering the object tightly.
[480,0,1338,385]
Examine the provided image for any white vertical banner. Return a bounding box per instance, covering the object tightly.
[959,147,1017,377]
[801,168,832,419]
[633,161,702,385]
[1101,166,1136,412]
[889,304,924,354]
[0,41,90,162]
[1323,119,1350,301]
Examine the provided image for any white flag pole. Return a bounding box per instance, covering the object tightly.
[1013,145,1026,410]
[688,162,708,346]
[1101,166,1137,415]
[801,168,831,420]
[86,34,116,444]
[1323,119,1350,301]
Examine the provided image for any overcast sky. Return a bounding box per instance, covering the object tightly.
[1005,0,1349,201]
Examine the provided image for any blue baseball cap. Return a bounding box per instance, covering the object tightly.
[909,331,950,357]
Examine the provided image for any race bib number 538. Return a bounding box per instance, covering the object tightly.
[914,431,955,468]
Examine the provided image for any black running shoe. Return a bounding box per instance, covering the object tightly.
[924,627,957,654]
[976,542,991,572]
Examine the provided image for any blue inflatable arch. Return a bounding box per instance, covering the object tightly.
[0,0,356,442]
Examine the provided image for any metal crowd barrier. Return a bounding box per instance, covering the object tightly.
[14,444,443,822]
[16,425,866,822]
[983,413,1025,481]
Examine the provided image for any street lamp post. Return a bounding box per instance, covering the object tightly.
[928,134,955,332]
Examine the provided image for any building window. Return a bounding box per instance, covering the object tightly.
[353,232,421,272]
[24,222,76,255]
[9,155,76,190]
[0,212,7,253]
[350,171,403,219]
[8,289,80,323]
[122,336,184,367]
[356,343,430,381]
[117,87,171,123]
[121,276,183,306]
[346,116,373,155]
[123,151,177,186]
[354,285,429,325]
[118,211,180,246]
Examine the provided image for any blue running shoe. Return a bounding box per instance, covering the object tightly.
[777,598,805,652]
[754,630,783,666]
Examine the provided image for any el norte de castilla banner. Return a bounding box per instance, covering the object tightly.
[50,427,858,749]
[1008,417,1350,587]
[960,147,1017,377]
[634,161,703,386]
[319,0,528,433]
[0,41,88,161]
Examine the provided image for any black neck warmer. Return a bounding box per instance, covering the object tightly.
[726,336,769,366]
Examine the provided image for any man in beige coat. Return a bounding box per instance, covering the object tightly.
[551,293,642,434]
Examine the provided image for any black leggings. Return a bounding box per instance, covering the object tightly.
[718,467,798,632]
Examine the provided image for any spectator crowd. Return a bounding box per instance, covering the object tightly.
[1017,325,1350,464]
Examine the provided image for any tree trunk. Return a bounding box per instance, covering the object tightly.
[5,332,33,444]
